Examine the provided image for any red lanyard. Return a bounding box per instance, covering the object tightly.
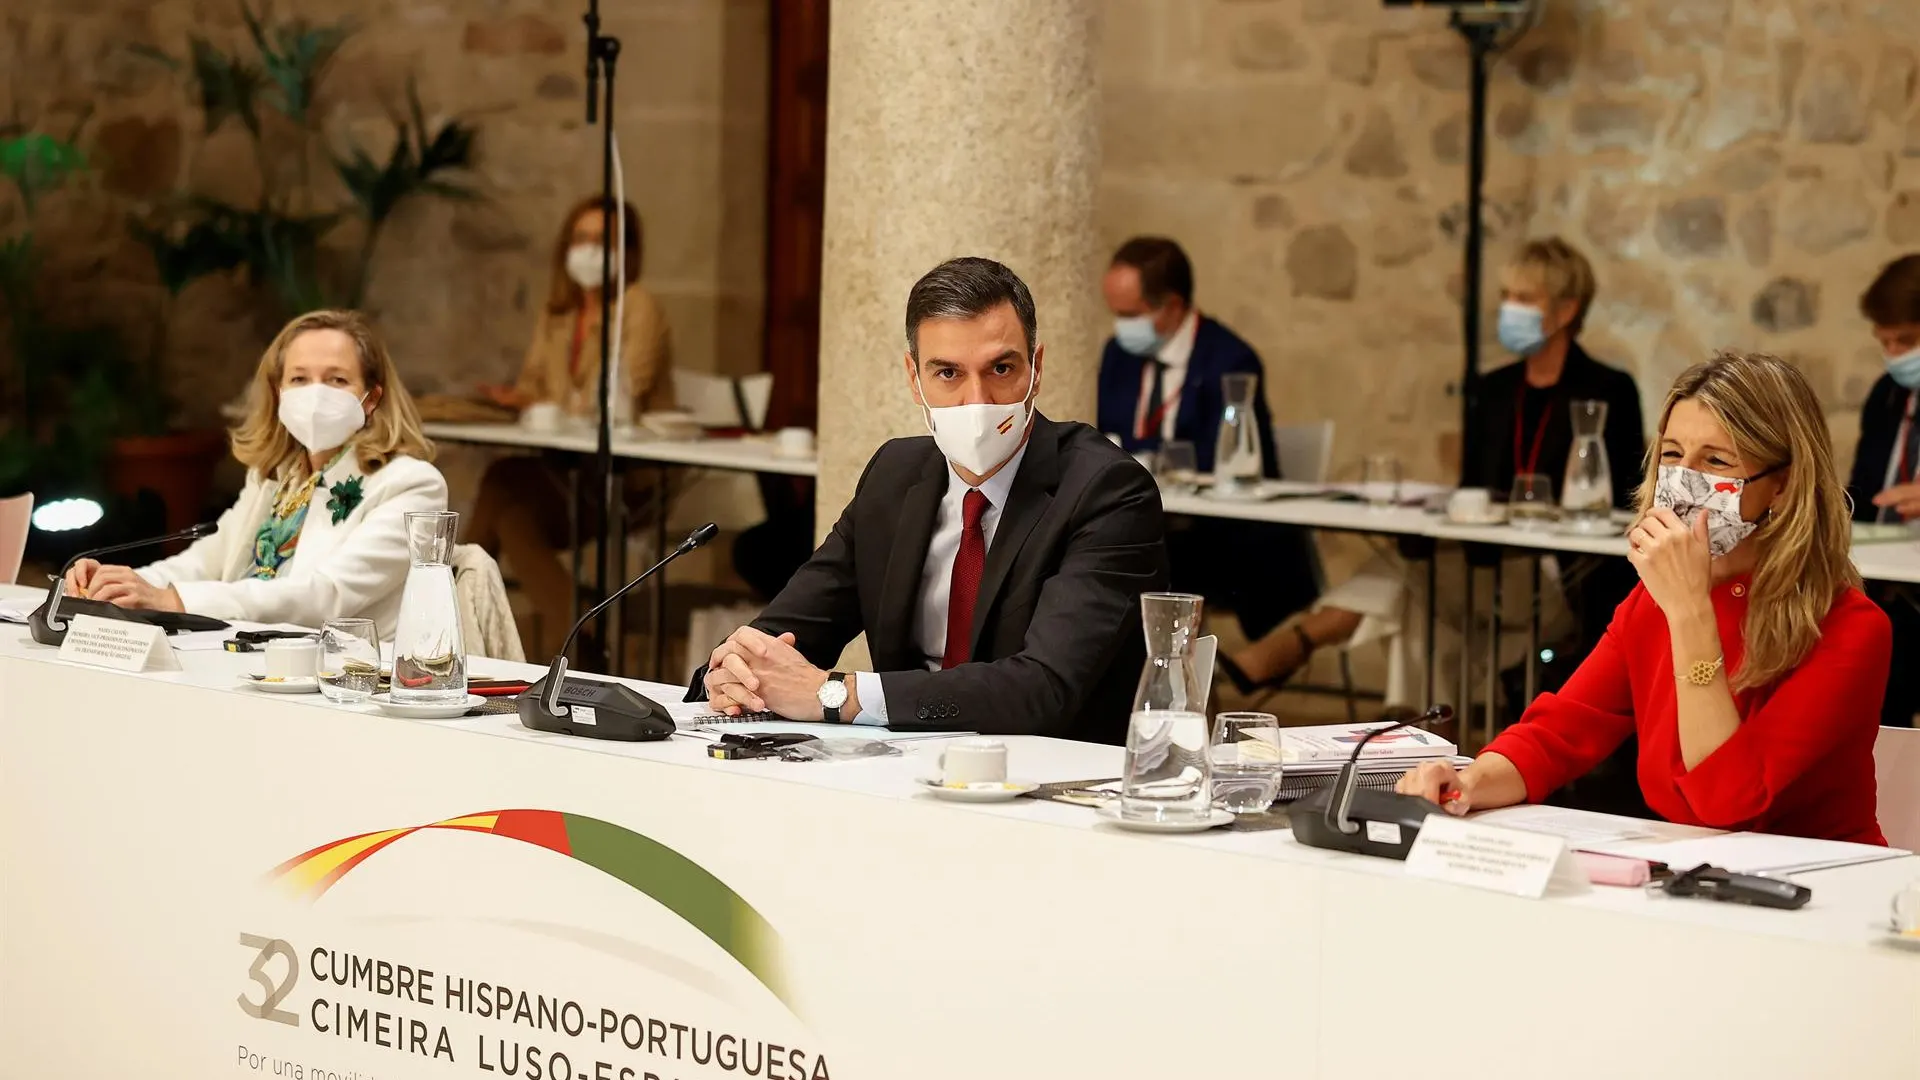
[1895,391,1918,485]
[1137,365,1179,441]
[1513,382,1555,477]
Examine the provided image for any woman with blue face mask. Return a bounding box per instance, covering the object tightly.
[64,310,447,633]
[1400,352,1890,844]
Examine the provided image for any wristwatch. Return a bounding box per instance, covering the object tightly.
[817,671,850,723]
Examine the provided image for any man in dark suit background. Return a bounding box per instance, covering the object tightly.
[1847,254,1920,727]
[699,257,1168,744]
[1095,237,1319,648]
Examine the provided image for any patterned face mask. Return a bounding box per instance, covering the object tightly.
[1652,464,1777,558]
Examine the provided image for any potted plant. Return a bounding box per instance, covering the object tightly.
[107,2,478,529]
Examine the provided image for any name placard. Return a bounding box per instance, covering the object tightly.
[58,614,182,674]
[1404,814,1587,899]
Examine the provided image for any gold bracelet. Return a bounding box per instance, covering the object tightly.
[1682,656,1724,687]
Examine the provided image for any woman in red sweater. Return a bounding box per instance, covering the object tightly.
[1400,351,1891,843]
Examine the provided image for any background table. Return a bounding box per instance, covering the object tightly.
[425,422,819,678]
[3,620,1917,1078]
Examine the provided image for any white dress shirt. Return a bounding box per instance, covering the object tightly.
[854,441,1030,725]
[1131,309,1201,442]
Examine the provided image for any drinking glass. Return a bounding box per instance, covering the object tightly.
[1156,441,1199,494]
[1211,711,1283,814]
[1362,454,1402,510]
[319,618,380,704]
[1509,473,1557,530]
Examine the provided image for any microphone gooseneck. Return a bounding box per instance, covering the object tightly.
[543,522,719,715]
[47,522,219,630]
[1328,704,1455,835]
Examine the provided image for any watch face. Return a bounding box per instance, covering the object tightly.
[818,677,849,709]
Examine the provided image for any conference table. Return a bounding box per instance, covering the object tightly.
[3,588,1918,1079]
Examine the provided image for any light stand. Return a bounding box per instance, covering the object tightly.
[1384,0,1536,476]
[583,0,621,665]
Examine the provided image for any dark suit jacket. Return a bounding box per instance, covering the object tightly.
[1466,342,1646,509]
[739,414,1168,744]
[1848,373,1912,522]
[1097,315,1280,477]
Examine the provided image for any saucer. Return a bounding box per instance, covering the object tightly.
[1203,483,1278,503]
[370,692,484,719]
[1096,805,1235,833]
[1444,509,1508,526]
[916,778,1038,803]
[1552,519,1625,537]
[243,675,320,694]
[1881,928,1920,952]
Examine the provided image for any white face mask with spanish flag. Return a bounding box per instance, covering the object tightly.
[915,361,1037,477]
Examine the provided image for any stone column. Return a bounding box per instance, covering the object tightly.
[814,0,1104,525]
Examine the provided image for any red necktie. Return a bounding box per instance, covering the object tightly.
[942,489,990,669]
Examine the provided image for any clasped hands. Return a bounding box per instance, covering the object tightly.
[62,559,183,612]
[702,626,846,721]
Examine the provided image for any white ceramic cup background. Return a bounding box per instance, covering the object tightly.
[776,427,815,458]
[1448,487,1492,519]
[264,637,321,680]
[1892,880,1920,933]
[521,401,563,433]
[938,738,1008,785]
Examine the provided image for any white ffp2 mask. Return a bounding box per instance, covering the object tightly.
[916,362,1037,477]
[279,384,368,454]
[566,243,612,289]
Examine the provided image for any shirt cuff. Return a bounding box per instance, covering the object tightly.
[853,671,888,726]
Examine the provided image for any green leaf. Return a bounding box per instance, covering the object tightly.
[0,133,89,214]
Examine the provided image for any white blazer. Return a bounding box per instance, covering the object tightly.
[137,453,447,635]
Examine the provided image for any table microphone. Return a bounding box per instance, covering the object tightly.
[1290,705,1455,860]
[519,522,718,742]
[29,522,222,646]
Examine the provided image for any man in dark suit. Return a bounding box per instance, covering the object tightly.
[1847,255,1920,727]
[698,257,1168,744]
[1096,236,1317,645]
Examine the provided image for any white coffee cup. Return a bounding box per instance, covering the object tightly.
[264,637,321,680]
[938,737,1008,785]
[1447,487,1492,520]
[1892,880,1920,934]
[775,427,815,459]
[521,401,562,434]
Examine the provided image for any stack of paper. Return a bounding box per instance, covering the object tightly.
[1278,722,1458,772]
[1582,832,1909,875]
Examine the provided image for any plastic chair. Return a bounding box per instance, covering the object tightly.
[0,493,32,586]
[1875,725,1920,851]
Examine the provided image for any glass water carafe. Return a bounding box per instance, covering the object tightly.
[1120,592,1213,822]
[391,510,468,703]
[1560,399,1612,533]
[1211,372,1264,496]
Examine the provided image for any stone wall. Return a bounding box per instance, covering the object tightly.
[1097,0,1920,482]
[1,0,767,433]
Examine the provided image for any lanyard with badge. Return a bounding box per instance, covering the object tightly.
[1513,381,1557,477]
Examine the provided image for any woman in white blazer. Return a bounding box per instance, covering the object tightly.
[65,310,447,635]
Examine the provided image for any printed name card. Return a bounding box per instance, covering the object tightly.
[58,614,182,674]
[1403,814,1588,899]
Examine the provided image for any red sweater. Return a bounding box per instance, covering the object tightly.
[1484,577,1890,844]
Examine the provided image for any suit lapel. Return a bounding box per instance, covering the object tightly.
[223,480,278,582]
[289,454,367,575]
[871,448,947,666]
[967,416,1061,658]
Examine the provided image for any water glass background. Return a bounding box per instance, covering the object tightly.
[1211,711,1283,814]
[319,618,380,703]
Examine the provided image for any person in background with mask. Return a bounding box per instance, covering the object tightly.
[1847,254,1920,726]
[1096,236,1319,676]
[692,257,1168,743]
[64,310,445,633]
[466,195,675,660]
[1221,238,1643,704]
[1400,352,1889,844]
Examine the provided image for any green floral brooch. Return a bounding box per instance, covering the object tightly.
[326,476,365,524]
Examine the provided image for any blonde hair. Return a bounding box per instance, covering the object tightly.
[1634,351,1858,691]
[230,310,435,479]
[1507,236,1597,335]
